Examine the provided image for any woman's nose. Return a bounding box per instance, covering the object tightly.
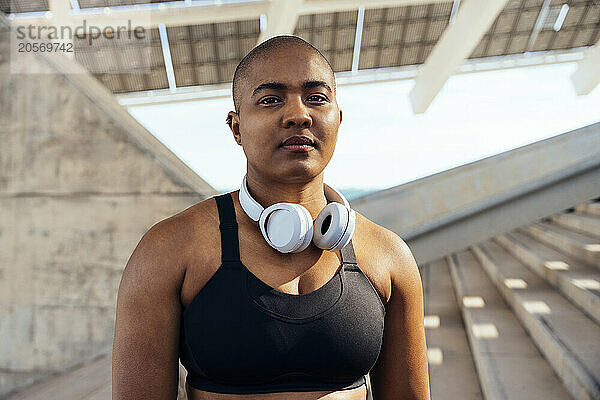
[282,98,312,128]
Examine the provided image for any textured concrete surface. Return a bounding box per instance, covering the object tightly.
[473,237,600,400]
[496,230,600,326]
[448,249,573,400]
[551,213,600,239]
[577,203,600,217]
[4,355,188,400]
[524,222,600,268]
[4,355,111,400]
[422,259,483,400]
[0,16,215,397]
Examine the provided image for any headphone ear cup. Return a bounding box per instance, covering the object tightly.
[260,203,313,253]
[291,204,314,253]
[313,203,352,250]
[338,209,356,250]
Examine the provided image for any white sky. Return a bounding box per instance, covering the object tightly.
[129,61,600,193]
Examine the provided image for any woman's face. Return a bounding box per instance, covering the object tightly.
[229,47,342,184]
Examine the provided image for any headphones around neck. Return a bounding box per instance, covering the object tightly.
[238,175,356,254]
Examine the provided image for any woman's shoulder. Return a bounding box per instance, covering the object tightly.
[354,211,412,259]
[352,211,421,303]
[172,194,220,233]
[171,193,223,241]
[138,195,222,268]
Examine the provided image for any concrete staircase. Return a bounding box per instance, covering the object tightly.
[7,198,599,399]
[427,197,600,400]
[3,355,188,400]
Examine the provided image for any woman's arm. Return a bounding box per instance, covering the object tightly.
[370,231,430,400]
[112,219,187,400]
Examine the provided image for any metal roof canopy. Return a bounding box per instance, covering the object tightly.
[4,0,600,113]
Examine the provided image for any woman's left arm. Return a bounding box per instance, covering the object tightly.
[370,232,430,400]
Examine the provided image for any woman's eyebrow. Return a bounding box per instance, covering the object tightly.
[252,82,286,96]
[251,80,333,96]
[303,80,332,93]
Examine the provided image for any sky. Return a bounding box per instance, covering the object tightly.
[128,61,600,194]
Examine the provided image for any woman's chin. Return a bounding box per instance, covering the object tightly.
[264,165,324,182]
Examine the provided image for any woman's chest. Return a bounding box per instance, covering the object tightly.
[180,228,388,309]
[180,259,385,387]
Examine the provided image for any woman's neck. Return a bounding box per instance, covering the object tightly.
[243,172,328,220]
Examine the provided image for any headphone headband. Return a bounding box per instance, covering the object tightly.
[239,175,351,218]
[239,175,263,221]
[323,183,350,209]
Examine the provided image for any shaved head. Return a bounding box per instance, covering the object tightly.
[231,35,336,113]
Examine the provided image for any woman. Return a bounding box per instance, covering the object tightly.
[112,35,430,400]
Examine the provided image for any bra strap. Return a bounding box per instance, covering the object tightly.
[340,239,357,265]
[215,193,241,263]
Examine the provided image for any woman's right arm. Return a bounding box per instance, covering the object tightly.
[112,219,187,400]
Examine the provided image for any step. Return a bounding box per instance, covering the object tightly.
[576,202,600,217]
[421,259,483,400]
[472,240,600,400]
[447,250,572,400]
[4,354,190,400]
[5,354,111,400]
[84,388,111,400]
[522,222,600,268]
[495,231,600,326]
[551,213,600,239]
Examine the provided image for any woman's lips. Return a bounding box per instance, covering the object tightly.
[280,144,314,152]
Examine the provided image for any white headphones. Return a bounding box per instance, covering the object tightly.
[239,175,356,253]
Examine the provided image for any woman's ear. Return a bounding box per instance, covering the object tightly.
[227,111,242,146]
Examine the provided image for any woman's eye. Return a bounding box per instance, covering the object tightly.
[307,94,327,103]
[259,97,280,105]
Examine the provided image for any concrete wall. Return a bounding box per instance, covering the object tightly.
[0,17,216,397]
[351,122,600,237]
[351,122,600,264]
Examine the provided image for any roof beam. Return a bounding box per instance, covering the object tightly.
[571,41,600,95]
[302,0,448,14]
[9,0,450,30]
[257,0,303,44]
[351,7,365,72]
[158,23,177,91]
[48,0,71,19]
[47,0,74,57]
[10,1,270,30]
[527,0,551,50]
[409,0,509,114]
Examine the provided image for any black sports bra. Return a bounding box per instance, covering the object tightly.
[179,193,386,394]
